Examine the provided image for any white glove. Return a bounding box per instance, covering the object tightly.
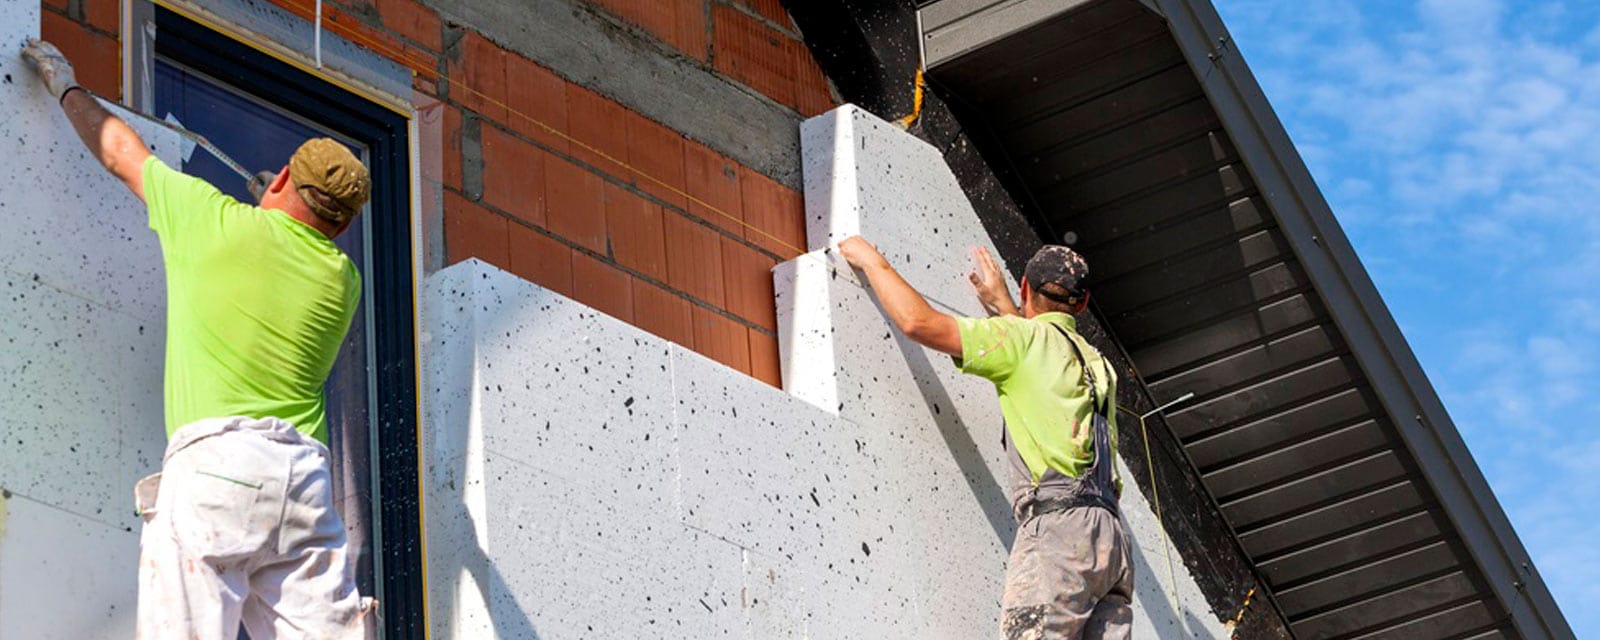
[21,38,80,101]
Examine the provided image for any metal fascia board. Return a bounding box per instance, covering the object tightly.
[1151,0,1575,637]
[920,0,1097,69]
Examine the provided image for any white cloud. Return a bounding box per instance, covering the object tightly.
[1216,0,1600,632]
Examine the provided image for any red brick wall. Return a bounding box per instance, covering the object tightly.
[43,0,835,387]
[39,0,120,100]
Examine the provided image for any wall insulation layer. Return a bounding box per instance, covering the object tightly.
[0,5,182,638]
[421,105,1229,637]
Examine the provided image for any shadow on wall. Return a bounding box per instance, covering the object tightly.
[1127,519,1209,639]
[427,410,544,639]
[881,311,1015,547]
[422,275,542,640]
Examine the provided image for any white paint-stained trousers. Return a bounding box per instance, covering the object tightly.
[133,416,374,639]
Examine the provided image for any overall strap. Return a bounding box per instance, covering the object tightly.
[1053,325,1120,504]
[1053,325,1113,417]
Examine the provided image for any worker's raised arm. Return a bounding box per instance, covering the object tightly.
[22,39,151,201]
[968,246,1021,317]
[838,236,963,356]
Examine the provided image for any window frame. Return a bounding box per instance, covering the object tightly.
[139,8,425,638]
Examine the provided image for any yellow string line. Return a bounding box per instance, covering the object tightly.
[269,0,810,259]
[1117,403,1182,615]
[896,67,925,129]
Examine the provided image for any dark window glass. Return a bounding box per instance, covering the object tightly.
[153,60,377,598]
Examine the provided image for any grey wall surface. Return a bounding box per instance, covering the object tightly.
[0,6,181,638]
[419,105,1230,638]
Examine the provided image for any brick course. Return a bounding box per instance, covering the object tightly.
[40,9,118,99]
[53,0,828,387]
[480,125,546,228]
[712,4,799,108]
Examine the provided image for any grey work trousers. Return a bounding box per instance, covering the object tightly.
[1000,506,1134,640]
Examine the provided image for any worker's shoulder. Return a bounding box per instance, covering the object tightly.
[1019,312,1074,337]
[1028,314,1106,359]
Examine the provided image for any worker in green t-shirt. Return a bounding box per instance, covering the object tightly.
[24,40,375,639]
[839,236,1133,639]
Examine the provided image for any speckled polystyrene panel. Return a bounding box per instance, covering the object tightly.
[468,270,680,514]
[419,264,495,639]
[420,262,479,469]
[772,251,1017,635]
[774,250,1010,447]
[741,544,922,639]
[0,89,182,323]
[781,105,1231,637]
[0,497,142,638]
[0,6,179,639]
[0,278,163,640]
[673,343,887,556]
[426,122,1232,635]
[772,253,843,411]
[472,453,748,637]
[672,344,941,635]
[800,105,1016,313]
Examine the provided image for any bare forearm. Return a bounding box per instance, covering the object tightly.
[859,261,943,335]
[61,89,151,200]
[839,235,964,355]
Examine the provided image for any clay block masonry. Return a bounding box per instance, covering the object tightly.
[41,0,838,387]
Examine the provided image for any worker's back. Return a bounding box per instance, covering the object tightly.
[143,156,361,445]
[955,311,1120,504]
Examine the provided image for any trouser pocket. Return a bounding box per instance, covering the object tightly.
[177,466,273,556]
[133,472,162,523]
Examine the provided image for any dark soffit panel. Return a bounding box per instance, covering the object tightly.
[920,0,1574,639]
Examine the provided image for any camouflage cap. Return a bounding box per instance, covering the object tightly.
[288,138,370,223]
[1024,245,1089,303]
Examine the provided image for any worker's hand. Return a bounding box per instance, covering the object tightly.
[837,235,887,271]
[247,170,278,203]
[20,39,80,102]
[968,246,1018,317]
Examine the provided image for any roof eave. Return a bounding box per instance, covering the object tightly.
[1150,0,1574,637]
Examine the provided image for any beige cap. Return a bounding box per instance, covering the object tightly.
[288,138,371,223]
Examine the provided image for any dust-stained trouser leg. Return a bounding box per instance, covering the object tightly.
[135,417,374,640]
[135,428,282,640]
[999,507,1134,640]
[239,436,374,639]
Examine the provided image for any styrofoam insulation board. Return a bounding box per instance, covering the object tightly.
[423,264,746,638]
[781,104,1229,637]
[422,256,1229,638]
[799,105,1011,313]
[0,7,183,638]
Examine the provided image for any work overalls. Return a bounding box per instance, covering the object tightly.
[999,327,1134,640]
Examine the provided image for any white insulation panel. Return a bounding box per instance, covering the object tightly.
[425,108,1229,640]
[0,7,182,639]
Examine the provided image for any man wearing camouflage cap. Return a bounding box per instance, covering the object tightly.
[839,236,1132,639]
[23,40,375,639]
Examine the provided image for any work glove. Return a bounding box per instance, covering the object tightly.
[248,170,278,203]
[20,38,80,102]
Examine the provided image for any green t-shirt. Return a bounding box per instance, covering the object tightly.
[143,157,360,444]
[956,312,1119,484]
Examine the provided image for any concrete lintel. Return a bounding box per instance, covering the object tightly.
[159,0,413,108]
[423,0,804,189]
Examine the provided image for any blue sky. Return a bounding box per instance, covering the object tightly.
[1212,0,1599,635]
